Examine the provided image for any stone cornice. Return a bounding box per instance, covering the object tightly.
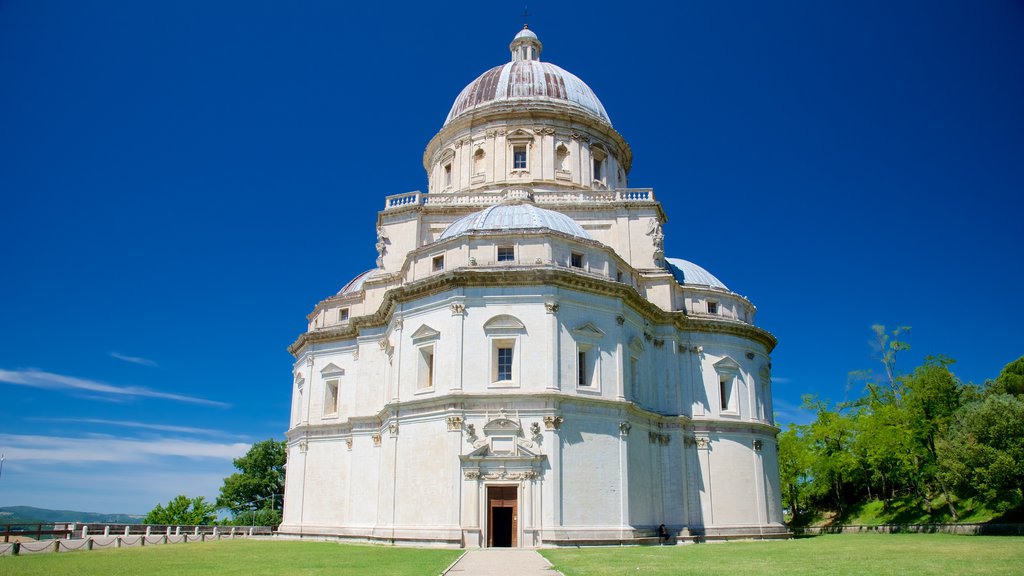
[289,266,776,355]
[285,391,779,441]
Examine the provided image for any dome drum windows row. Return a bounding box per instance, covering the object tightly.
[430,130,622,191]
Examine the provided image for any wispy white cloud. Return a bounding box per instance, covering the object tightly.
[109,352,158,367]
[0,368,228,408]
[0,433,249,464]
[31,418,231,437]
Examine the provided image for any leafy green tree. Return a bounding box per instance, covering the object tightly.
[939,393,1024,513]
[217,439,286,520]
[990,355,1024,396]
[778,424,812,524]
[144,495,217,525]
[902,358,963,519]
[803,396,863,513]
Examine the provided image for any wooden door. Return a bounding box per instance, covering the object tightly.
[487,486,518,547]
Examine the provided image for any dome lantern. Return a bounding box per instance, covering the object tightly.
[510,25,542,62]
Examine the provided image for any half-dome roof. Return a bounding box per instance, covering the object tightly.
[439,203,593,241]
[444,28,610,127]
[665,258,728,290]
[337,269,378,296]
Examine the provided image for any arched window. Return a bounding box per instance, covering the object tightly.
[473,148,485,175]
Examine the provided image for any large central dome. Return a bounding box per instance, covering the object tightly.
[443,27,611,127]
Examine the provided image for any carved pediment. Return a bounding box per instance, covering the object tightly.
[714,356,741,373]
[410,324,441,344]
[483,417,521,433]
[320,363,344,377]
[483,314,525,332]
[572,322,605,339]
[629,336,645,353]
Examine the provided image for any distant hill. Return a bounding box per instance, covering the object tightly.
[0,506,144,525]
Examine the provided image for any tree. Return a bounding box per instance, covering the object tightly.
[778,424,812,524]
[990,355,1024,396]
[217,438,286,522]
[144,495,217,525]
[939,393,1024,513]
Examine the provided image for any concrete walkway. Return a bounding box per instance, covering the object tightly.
[444,549,562,575]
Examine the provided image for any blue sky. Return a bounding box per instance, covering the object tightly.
[1,1,1022,514]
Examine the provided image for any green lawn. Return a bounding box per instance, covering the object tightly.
[540,534,1024,576]
[0,539,463,576]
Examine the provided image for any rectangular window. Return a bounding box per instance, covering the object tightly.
[432,255,444,271]
[629,357,639,400]
[720,378,732,411]
[418,346,434,390]
[571,252,584,268]
[324,379,339,417]
[497,245,515,262]
[496,345,513,381]
[593,157,602,181]
[513,145,527,169]
[444,163,452,187]
[707,301,718,315]
[578,350,588,387]
[338,308,349,322]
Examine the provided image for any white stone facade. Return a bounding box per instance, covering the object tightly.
[280,27,786,546]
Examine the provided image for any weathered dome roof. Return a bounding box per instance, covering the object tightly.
[665,258,728,290]
[337,269,378,296]
[439,202,592,241]
[443,28,610,127]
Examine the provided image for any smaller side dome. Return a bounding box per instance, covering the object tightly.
[337,269,379,296]
[439,202,593,241]
[665,258,728,290]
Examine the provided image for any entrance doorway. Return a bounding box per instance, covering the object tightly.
[487,485,518,547]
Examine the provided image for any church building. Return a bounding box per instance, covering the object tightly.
[279,26,787,546]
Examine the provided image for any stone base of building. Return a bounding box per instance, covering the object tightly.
[276,523,791,548]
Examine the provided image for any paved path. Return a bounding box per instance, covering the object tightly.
[444,549,562,575]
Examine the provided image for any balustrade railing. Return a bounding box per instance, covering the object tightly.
[383,188,656,210]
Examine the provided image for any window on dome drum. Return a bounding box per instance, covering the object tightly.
[513,145,527,170]
[474,149,485,175]
[338,308,349,322]
[443,162,452,187]
[571,252,584,268]
[707,301,718,315]
[493,340,514,382]
[592,157,602,181]
[324,379,339,417]
[497,245,515,262]
[417,346,434,390]
[433,255,444,272]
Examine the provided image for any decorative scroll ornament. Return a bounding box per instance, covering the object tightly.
[616,315,626,325]
[447,416,464,431]
[619,421,632,436]
[345,438,353,450]
[695,436,710,450]
[388,422,399,437]
[371,433,382,447]
[298,440,308,453]
[450,303,466,315]
[544,302,560,314]
[464,470,480,480]
[753,439,763,451]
